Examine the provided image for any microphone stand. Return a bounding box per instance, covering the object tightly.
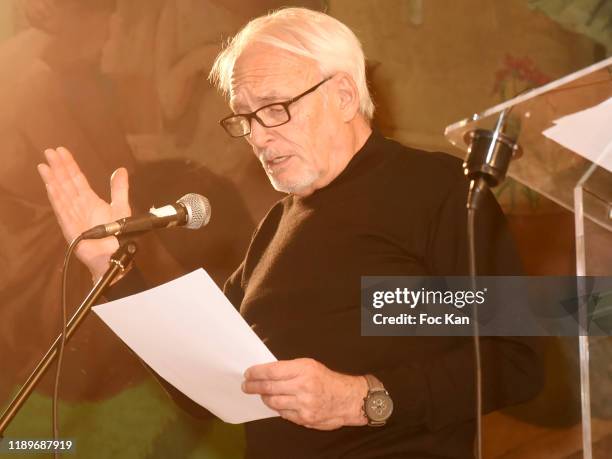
[0,240,138,437]
[463,109,520,459]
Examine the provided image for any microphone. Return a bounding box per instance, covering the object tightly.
[81,193,211,240]
[463,108,522,209]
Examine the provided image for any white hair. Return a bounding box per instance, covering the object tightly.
[209,7,374,120]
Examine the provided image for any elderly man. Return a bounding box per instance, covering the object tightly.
[38,7,542,459]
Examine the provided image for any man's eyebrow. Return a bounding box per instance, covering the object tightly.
[231,93,291,114]
[257,93,287,103]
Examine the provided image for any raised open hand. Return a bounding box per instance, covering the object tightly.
[37,147,131,281]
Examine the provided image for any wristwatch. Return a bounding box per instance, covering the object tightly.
[362,374,393,427]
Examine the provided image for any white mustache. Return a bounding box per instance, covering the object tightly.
[258,149,291,163]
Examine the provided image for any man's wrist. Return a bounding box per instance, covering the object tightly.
[343,375,369,426]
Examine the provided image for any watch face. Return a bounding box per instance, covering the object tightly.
[365,392,393,422]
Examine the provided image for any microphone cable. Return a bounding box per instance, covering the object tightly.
[466,194,482,459]
[463,107,518,459]
[53,234,83,459]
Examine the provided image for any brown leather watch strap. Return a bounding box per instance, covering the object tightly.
[364,374,385,392]
[362,374,393,427]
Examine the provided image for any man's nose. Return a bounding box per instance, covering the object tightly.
[247,118,273,149]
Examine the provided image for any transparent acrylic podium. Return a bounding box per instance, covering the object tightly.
[445,57,612,458]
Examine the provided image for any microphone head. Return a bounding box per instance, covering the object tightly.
[178,193,211,229]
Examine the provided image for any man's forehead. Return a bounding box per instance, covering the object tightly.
[229,44,319,105]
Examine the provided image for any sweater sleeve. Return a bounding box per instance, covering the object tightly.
[223,261,246,311]
[376,176,544,431]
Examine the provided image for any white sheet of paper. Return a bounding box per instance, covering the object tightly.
[92,269,279,424]
[542,96,612,172]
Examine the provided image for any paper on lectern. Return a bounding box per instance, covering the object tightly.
[93,269,279,424]
[543,96,612,172]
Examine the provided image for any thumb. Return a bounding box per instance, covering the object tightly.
[110,167,131,218]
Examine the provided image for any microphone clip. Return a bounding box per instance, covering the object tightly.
[463,109,522,209]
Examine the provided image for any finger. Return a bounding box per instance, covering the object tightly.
[110,168,131,218]
[39,155,80,216]
[305,418,344,431]
[38,160,86,227]
[242,379,297,395]
[44,148,80,198]
[261,395,298,411]
[38,165,71,220]
[37,162,54,186]
[56,146,94,198]
[277,410,342,430]
[43,181,83,241]
[275,410,341,430]
[42,149,93,221]
[245,360,304,381]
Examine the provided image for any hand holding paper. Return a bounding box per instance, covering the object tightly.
[93,269,279,424]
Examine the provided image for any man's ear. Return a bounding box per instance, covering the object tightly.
[333,72,360,122]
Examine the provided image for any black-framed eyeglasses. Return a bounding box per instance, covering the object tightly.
[219,76,332,138]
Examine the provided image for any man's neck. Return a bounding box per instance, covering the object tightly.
[292,116,373,198]
[350,116,374,157]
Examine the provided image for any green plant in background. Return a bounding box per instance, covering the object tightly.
[528,0,612,53]
[3,380,244,459]
[491,0,612,213]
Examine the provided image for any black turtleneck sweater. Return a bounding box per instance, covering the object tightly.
[221,131,543,458]
[108,131,542,458]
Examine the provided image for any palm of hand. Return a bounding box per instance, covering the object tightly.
[37,147,131,280]
[73,193,124,279]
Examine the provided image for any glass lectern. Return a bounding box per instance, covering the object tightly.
[445,56,612,458]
